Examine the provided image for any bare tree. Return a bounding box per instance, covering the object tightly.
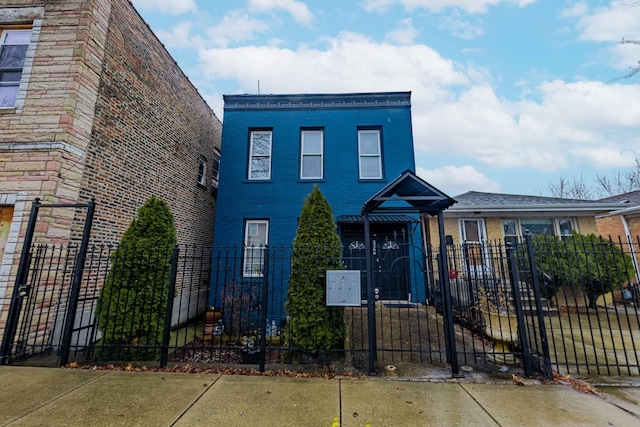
[595,158,640,196]
[608,39,640,83]
[543,159,640,199]
[608,3,640,83]
[546,175,595,199]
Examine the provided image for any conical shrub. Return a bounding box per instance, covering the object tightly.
[285,185,345,353]
[95,196,177,361]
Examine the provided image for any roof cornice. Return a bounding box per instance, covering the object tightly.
[223,92,411,111]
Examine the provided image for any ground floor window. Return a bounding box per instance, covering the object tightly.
[243,219,268,277]
[502,218,576,242]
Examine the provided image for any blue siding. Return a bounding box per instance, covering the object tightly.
[213,94,416,247]
[211,93,421,311]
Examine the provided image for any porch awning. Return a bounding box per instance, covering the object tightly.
[337,215,419,224]
[361,169,456,216]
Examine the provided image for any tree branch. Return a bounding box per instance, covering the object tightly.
[607,61,640,83]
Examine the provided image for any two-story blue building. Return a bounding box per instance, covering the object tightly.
[212,92,423,308]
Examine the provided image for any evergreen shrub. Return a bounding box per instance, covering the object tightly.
[95,196,177,361]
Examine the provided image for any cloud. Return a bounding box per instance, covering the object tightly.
[155,22,199,50]
[568,2,640,43]
[385,18,419,44]
[438,10,484,39]
[199,31,469,92]
[248,0,313,24]
[418,80,640,172]
[360,0,536,14]
[131,0,196,15]
[559,1,588,19]
[562,1,640,71]
[196,31,640,178]
[155,10,273,50]
[416,165,500,195]
[205,10,271,48]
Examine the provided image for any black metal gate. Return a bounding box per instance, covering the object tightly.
[8,228,639,378]
[439,236,552,378]
[0,198,95,366]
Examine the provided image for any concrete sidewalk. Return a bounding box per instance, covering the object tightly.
[1,366,639,426]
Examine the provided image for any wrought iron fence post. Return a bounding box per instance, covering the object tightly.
[160,245,180,368]
[59,199,95,366]
[438,212,458,375]
[506,241,532,376]
[364,212,377,375]
[0,198,40,365]
[258,245,270,372]
[524,233,553,379]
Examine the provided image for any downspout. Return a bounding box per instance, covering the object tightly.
[621,214,640,281]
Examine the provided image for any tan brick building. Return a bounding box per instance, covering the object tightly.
[0,0,221,339]
[596,191,640,280]
[424,191,622,248]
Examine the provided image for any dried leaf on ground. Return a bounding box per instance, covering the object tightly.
[552,372,600,395]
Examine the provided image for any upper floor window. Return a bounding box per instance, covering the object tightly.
[0,29,31,108]
[197,157,206,186]
[358,129,382,179]
[249,130,272,180]
[300,130,323,179]
[211,149,220,188]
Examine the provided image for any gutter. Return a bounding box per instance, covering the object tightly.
[449,203,624,213]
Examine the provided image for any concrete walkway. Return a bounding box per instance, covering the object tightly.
[1,366,639,426]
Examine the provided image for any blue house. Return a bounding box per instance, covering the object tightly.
[212,92,423,310]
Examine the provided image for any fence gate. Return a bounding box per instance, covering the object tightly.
[440,237,552,378]
[0,198,95,366]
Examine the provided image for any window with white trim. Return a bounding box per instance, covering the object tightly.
[248,131,272,180]
[300,130,323,179]
[243,220,268,277]
[558,219,573,237]
[0,29,31,108]
[521,219,554,236]
[211,149,220,188]
[503,219,518,245]
[358,129,382,179]
[197,157,206,186]
[502,218,577,241]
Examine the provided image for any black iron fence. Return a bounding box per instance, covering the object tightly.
[2,234,639,377]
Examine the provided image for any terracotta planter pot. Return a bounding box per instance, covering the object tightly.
[205,309,223,324]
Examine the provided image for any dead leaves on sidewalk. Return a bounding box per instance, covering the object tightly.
[551,372,601,395]
[511,374,525,386]
[62,362,366,379]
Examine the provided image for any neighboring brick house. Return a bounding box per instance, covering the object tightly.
[212,92,421,307]
[0,1,221,339]
[423,191,624,277]
[596,191,640,278]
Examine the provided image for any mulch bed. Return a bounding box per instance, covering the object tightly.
[168,341,284,364]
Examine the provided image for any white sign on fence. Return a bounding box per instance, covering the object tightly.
[326,270,361,306]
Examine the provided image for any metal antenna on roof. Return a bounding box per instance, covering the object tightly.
[258,80,260,94]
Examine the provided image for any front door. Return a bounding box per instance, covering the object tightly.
[340,223,410,301]
[459,219,489,276]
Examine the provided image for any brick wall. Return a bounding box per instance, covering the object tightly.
[0,0,221,342]
[0,1,107,244]
[75,0,221,245]
[596,215,624,238]
[575,216,598,235]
